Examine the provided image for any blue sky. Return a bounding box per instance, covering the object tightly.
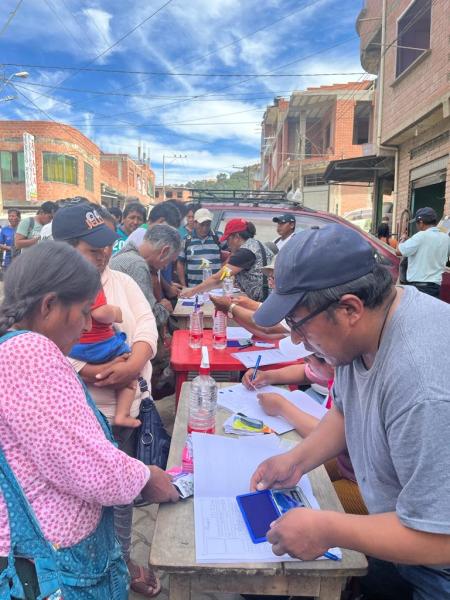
[0,0,366,184]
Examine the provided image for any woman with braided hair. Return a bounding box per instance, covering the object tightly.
[0,241,178,600]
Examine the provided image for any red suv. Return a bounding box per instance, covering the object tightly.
[199,199,400,282]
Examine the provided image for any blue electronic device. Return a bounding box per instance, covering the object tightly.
[236,487,308,544]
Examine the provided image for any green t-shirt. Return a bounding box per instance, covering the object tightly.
[15,217,42,252]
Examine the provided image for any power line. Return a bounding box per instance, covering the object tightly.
[0,0,24,39]
[1,63,366,78]
[32,0,176,100]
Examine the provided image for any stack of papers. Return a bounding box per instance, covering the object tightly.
[218,383,327,434]
[227,326,252,339]
[231,346,312,368]
[192,433,341,563]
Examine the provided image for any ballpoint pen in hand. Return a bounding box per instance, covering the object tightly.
[250,354,262,384]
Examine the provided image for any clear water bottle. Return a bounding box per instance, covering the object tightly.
[222,274,234,296]
[203,266,213,282]
[213,310,227,350]
[189,309,204,349]
[188,347,217,434]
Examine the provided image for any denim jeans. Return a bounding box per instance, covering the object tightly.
[112,425,138,562]
[360,558,450,600]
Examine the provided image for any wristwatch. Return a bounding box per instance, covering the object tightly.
[228,302,236,319]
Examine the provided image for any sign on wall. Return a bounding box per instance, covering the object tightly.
[23,132,38,203]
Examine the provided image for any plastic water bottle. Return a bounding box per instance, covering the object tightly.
[222,274,234,296]
[189,309,204,349]
[188,347,217,434]
[203,266,213,282]
[213,310,227,350]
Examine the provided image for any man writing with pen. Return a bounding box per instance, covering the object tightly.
[249,224,450,600]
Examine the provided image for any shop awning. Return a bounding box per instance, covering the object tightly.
[324,155,394,183]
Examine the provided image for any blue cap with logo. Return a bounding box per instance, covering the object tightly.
[53,202,118,248]
[254,223,377,327]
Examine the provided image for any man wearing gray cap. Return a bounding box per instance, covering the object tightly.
[250,223,450,599]
[398,206,450,297]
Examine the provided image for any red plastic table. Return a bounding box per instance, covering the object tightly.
[170,329,301,406]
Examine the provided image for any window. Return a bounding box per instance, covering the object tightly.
[304,173,326,187]
[177,191,183,199]
[396,0,431,78]
[353,102,370,145]
[148,180,155,196]
[155,190,160,198]
[0,151,25,182]
[324,123,331,150]
[166,191,173,198]
[84,162,94,191]
[43,153,77,184]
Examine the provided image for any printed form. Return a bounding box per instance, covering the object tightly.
[217,383,327,434]
[192,433,341,563]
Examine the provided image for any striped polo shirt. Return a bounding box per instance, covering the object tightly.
[179,233,222,286]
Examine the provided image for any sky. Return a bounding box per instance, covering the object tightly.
[0,0,367,185]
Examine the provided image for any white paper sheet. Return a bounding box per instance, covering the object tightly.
[217,383,327,434]
[231,346,311,368]
[226,326,253,339]
[192,433,340,563]
[278,338,312,360]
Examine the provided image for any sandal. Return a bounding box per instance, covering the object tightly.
[127,560,162,598]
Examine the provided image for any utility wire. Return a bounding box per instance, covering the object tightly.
[0,0,24,38]
[32,0,176,100]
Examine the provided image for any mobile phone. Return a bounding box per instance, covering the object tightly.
[227,338,252,348]
[236,487,309,544]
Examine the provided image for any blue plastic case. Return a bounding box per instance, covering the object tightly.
[236,487,308,544]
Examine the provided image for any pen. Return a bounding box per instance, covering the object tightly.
[194,295,199,312]
[250,354,262,383]
[323,551,339,561]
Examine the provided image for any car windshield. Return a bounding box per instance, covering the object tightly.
[213,209,331,244]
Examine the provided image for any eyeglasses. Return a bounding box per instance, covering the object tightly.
[285,300,337,336]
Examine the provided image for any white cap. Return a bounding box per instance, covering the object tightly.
[194,208,213,223]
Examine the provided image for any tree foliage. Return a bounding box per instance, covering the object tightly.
[184,164,259,190]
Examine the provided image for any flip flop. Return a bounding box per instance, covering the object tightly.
[127,561,162,598]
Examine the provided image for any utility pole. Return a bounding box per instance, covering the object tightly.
[162,153,187,200]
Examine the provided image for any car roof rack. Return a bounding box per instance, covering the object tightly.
[189,189,288,206]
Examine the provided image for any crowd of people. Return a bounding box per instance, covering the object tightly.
[0,196,449,600]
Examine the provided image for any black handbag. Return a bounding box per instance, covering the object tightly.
[135,377,171,469]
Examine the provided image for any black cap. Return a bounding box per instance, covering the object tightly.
[254,223,377,327]
[53,202,118,248]
[273,213,296,224]
[410,206,437,224]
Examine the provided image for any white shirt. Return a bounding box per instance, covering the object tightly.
[399,227,450,285]
[275,232,295,250]
[39,222,53,241]
[70,267,158,422]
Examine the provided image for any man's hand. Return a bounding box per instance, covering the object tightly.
[210,294,231,313]
[242,368,272,390]
[268,508,332,559]
[234,296,260,311]
[250,451,303,491]
[180,287,195,298]
[257,392,288,417]
[141,466,179,504]
[169,283,183,297]
[159,298,174,313]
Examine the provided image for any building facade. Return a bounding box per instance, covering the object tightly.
[0,120,155,212]
[260,83,374,220]
[357,0,450,233]
[154,186,192,202]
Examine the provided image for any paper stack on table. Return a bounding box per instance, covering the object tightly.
[231,345,312,368]
[226,326,252,339]
[218,383,327,434]
[192,432,341,563]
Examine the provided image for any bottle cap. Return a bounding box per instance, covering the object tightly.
[199,346,210,375]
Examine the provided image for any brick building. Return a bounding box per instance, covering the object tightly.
[355,0,450,233]
[154,186,192,202]
[260,83,374,223]
[0,120,155,212]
